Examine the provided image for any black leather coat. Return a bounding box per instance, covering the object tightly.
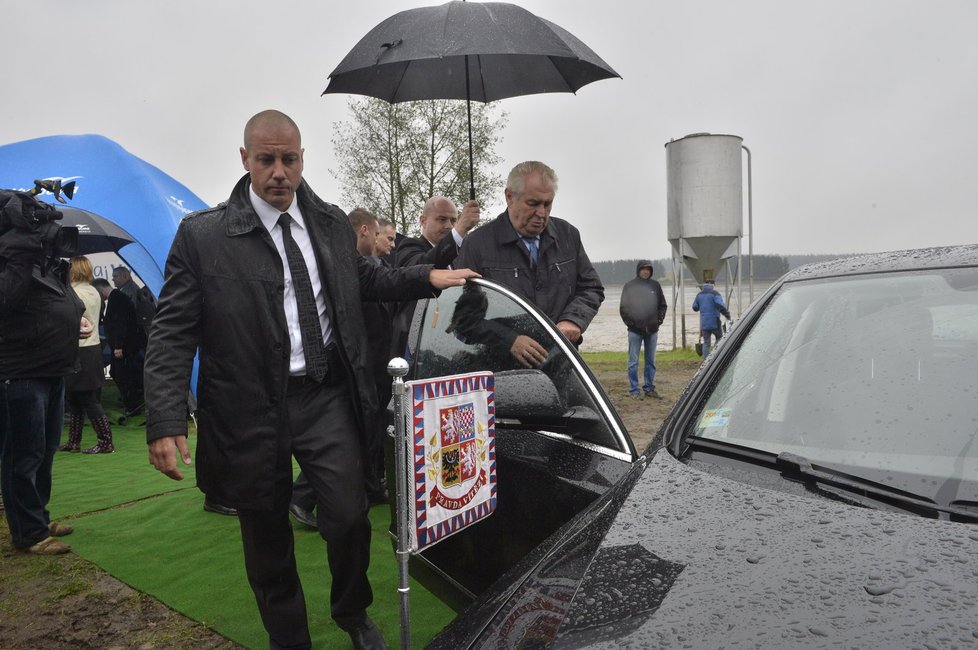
[144,175,435,509]
[391,233,459,358]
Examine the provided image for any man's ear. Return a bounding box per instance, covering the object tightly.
[240,147,250,171]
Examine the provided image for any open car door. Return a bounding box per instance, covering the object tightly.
[386,279,638,609]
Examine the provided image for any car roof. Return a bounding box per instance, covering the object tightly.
[781,243,978,283]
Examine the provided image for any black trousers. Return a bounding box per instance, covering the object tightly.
[109,350,143,412]
[292,381,390,511]
[238,379,372,649]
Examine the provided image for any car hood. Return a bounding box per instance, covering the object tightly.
[449,451,978,648]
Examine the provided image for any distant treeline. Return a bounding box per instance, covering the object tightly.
[594,254,853,284]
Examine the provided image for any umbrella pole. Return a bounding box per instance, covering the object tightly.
[389,358,412,649]
[465,55,475,200]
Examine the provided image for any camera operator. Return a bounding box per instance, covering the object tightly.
[1,189,84,555]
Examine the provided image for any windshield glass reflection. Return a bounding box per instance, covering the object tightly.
[692,268,978,501]
[411,282,623,452]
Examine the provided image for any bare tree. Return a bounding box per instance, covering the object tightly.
[331,98,506,236]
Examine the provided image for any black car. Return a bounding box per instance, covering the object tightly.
[388,278,638,609]
[394,245,978,648]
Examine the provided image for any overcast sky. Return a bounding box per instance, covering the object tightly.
[2,0,976,263]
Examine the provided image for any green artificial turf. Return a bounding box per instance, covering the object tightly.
[48,387,456,648]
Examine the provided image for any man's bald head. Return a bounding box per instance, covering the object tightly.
[419,196,458,244]
[240,110,304,211]
[243,110,301,150]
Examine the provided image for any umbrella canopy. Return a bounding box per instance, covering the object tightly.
[324,1,620,103]
[323,0,620,197]
[58,206,136,256]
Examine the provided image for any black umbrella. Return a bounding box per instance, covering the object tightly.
[323,0,620,198]
[57,206,136,255]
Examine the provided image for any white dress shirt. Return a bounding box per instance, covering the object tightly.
[250,186,334,375]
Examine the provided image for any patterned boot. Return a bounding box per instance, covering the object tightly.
[58,413,83,452]
[82,415,115,454]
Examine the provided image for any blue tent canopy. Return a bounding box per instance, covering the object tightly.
[0,133,208,298]
[0,134,209,396]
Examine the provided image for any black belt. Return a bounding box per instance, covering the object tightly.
[287,342,346,390]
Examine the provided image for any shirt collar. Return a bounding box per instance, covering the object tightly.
[249,185,304,234]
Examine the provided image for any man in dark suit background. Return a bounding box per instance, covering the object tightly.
[391,196,480,358]
[394,195,480,269]
[373,218,396,265]
[144,110,476,650]
[96,268,144,419]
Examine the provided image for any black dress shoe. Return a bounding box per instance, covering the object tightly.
[202,497,238,516]
[348,617,387,650]
[289,503,317,529]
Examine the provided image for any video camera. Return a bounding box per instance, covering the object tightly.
[0,180,78,263]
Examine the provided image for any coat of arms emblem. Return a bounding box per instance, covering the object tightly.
[406,372,496,549]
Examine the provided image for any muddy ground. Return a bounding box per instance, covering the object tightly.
[0,356,700,649]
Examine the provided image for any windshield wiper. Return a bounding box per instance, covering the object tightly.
[775,451,977,521]
[683,437,977,521]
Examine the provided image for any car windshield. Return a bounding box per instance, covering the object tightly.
[691,267,978,502]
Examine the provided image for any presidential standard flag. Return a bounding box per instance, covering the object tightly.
[406,371,496,550]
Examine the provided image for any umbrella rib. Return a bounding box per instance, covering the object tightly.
[390,63,413,103]
[474,54,489,103]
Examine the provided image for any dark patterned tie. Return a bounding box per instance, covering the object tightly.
[278,213,327,381]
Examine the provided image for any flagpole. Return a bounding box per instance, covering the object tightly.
[389,357,412,650]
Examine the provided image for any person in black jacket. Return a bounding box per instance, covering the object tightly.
[619,260,668,399]
[455,161,604,367]
[143,110,476,650]
[95,274,143,419]
[394,196,480,269]
[391,196,480,359]
[109,266,145,418]
[1,191,85,555]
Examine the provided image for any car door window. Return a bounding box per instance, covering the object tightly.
[408,281,628,454]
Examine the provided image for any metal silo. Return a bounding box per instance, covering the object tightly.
[665,133,743,284]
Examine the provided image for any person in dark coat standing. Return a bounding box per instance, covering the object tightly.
[95,270,144,419]
[109,266,146,417]
[1,190,85,555]
[143,110,476,650]
[391,195,480,358]
[619,260,668,400]
[455,161,604,368]
[394,195,480,269]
